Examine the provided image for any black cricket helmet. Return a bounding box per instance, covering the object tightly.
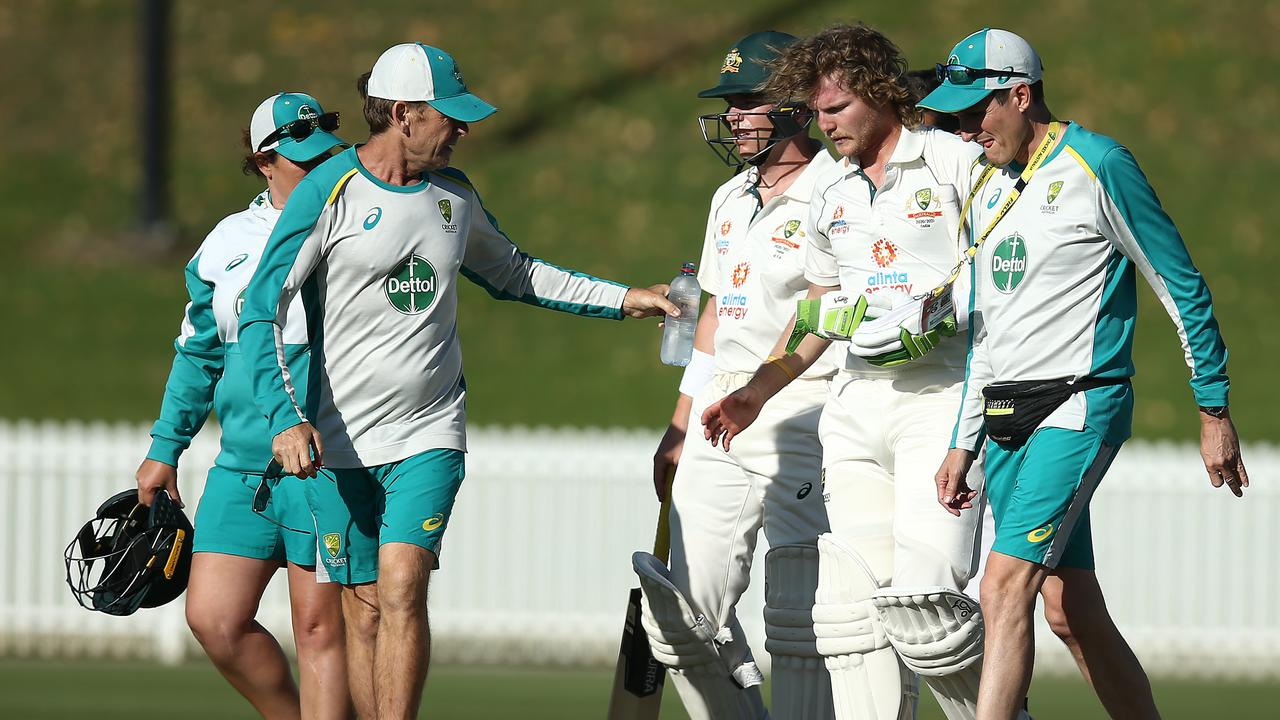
[697,31,812,168]
[64,488,193,616]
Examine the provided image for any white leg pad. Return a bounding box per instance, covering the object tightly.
[872,587,984,720]
[812,534,917,720]
[633,552,768,720]
[765,544,834,720]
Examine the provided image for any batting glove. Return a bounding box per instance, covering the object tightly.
[786,292,869,352]
[850,292,958,367]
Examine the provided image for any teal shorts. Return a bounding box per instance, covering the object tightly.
[306,448,465,585]
[193,465,317,566]
[984,426,1121,570]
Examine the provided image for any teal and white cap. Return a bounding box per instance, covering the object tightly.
[367,42,497,123]
[919,28,1043,113]
[250,92,347,162]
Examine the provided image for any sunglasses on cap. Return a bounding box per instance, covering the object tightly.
[934,63,1031,86]
[257,111,340,153]
[251,459,310,535]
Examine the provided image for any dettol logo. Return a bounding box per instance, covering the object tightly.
[991,234,1028,294]
[385,253,438,315]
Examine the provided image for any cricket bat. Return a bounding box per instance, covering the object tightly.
[606,466,676,719]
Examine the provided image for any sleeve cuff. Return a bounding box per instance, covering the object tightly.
[146,436,187,467]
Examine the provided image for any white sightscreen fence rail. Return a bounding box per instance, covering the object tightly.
[0,420,1276,679]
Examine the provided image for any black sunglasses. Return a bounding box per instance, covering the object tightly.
[257,111,340,152]
[251,459,310,535]
[934,63,1031,86]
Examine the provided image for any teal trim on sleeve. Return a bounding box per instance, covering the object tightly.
[148,253,222,464]
[239,156,351,436]
[1084,131,1229,406]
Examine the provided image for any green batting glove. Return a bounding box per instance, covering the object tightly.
[786,292,869,352]
[864,315,958,367]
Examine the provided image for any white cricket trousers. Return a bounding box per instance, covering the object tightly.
[668,371,833,669]
[820,369,984,590]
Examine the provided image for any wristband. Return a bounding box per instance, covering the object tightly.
[678,349,716,397]
[766,355,798,381]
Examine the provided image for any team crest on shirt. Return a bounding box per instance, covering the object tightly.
[720,49,743,74]
[914,188,932,211]
[906,187,944,228]
[438,199,458,233]
[385,253,439,315]
[991,233,1028,294]
[871,239,898,268]
[769,219,803,254]
[234,287,247,318]
[1042,180,1064,214]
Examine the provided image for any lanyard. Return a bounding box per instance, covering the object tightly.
[929,121,1064,298]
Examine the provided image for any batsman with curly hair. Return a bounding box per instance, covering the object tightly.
[704,24,1022,719]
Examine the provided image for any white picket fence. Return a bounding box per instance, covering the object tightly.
[0,419,1276,679]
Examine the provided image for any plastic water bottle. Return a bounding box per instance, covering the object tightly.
[660,263,700,366]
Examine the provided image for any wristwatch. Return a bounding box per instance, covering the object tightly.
[1198,405,1229,418]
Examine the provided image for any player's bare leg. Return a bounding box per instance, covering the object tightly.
[342,583,380,718]
[286,562,353,719]
[374,542,435,720]
[186,553,300,719]
[1040,569,1160,719]
[975,552,1049,720]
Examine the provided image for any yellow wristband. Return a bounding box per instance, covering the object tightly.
[766,356,798,381]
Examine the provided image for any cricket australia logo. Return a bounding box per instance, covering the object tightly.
[1047,181,1063,205]
[721,49,743,74]
[438,199,458,233]
[385,253,439,315]
[991,234,1028,294]
[914,188,933,211]
[323,533,341,559]
[783,219,801,238]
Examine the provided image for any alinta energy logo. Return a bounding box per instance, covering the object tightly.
[871,239,898,268]
[991,233,1028,294]
[385,253,439,315]
[731,261,750,288]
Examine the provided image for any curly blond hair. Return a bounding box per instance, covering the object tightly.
[761,23,920,130]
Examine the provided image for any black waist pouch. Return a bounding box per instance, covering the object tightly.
[982,377,1129,449]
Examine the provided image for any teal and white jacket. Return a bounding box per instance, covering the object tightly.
[238,147,629,468]
[146,190,311,473]
[953,122,1229,451]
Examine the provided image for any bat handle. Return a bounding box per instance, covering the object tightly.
[652,465,676,562]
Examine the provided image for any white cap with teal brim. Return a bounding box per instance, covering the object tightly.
[918,29,1043,113]
[367,43,498,123]
[250,92,348,162]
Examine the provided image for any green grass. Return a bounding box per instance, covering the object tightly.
[2,1,1277,439]
[0,659,1273,719]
